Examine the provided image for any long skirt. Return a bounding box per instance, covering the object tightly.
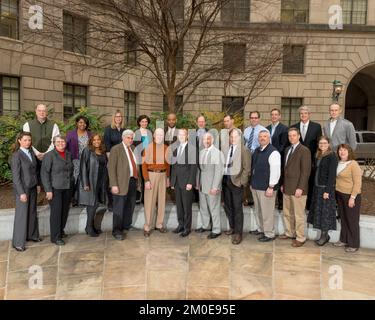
[307,186,337,231]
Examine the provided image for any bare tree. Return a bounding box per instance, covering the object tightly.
[24,0,285,114]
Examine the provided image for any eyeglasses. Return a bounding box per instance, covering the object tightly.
[250,117,259,119]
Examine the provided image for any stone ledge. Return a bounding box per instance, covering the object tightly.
[0,204,374,249]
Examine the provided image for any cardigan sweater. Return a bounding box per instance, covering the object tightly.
[336,160,362,198]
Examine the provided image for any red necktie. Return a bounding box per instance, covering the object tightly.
[128,146,138,179]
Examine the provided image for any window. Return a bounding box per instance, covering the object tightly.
[163,95,183,112]
[362,132,375,143]
[124,91,137,124]
[281,0,309,24]
[223,43,246,73]
[63,12,88,54]
[0,0,19,39]
[342,0,367,25]
[281,97,303,126]
[221,0,250,23]
[165,41,184,72]
[63,84,87,120]
[124,32,137,66]
[0,75,19,115]
[283,45,305,74]
[170,0,184,21]
[222,96,244,115]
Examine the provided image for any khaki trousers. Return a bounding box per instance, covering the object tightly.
[251,188,276,238]
[282,194,307,242]
[144,171,166,231]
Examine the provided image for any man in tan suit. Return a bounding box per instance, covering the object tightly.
[223,128,251,245]
[108,130,139,240]
[280,128,311,247]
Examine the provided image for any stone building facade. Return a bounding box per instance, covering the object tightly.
[0,0,374,131]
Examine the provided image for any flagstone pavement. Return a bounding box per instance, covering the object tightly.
[0,230,375,300]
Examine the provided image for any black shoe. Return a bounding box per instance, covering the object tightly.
[173,227,184,234]
[55,239,65,246]
[113,234,124,241]
[14,246,26,252]
[207,232,221,239]
[249,230,263,236]
[86,229,99,237]
[258,235,276,242]
[94,228,103,234]
[61,231,68,238]
[180,231,190,237]
[27,238,43,242]
[316,234,330,246]
[195,227,210,233]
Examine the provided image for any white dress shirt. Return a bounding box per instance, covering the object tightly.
[330,119,338,136]
[20,147,33,162]
[23,121,60,156]
[225,144,237,175]
[300,121,309,141]
[260,144,281,186]
[270,122,279,138]
[167,127,176,141]
[122,142,137,177]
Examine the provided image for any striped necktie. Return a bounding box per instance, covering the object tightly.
[247,127,255,151]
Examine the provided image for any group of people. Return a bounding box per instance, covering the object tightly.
[11,102,362,254]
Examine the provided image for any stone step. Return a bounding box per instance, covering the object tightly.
[1,203,374,249]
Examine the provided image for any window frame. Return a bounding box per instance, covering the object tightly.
[280,0,310,24]
[0,0,19,39]
[282,45,305,74]
[0,75,20,116]
[221,0,251,23]
[223,43,247,73]
[63,11,88,55]
[281,97,303,126]
[124,90,137,124]
[63,83,88,120]
[342,0,368,25]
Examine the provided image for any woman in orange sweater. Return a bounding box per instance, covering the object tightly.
[334,144,362,252]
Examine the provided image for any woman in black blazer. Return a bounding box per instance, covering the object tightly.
[307,136,338,246]
[11,132,42,252]
[79,134,108,237]
[41,135,74,246]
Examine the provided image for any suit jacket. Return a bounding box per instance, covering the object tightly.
[41,149,74,192]
[291,121,322,162]
[323,117,357,151]
[224,144,251,188]
[170,143,197,189]
[283,144,311,195]
[108,143,139,196]
[11,149,39,195]
[197,146,224,194]
[165,127,178,146]
[266,122,289,155]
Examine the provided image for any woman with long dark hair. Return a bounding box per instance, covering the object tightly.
[307,136,338,246]
[11,132,41,251]
[79,134,108,237]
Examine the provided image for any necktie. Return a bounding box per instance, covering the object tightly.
[177,145,184,159]
[286,145,294,165]
[226,145,234,175]
[247,127,255,151]
[127,146,138,179]
[302,124,307,141]
[271,126,274,138]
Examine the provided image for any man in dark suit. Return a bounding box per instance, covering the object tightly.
[194,114,208,202]
[170,128,197,237]
[266,108,289,210]
[165,112,178,146]
[291,106,322,210]
[279,128,311,248]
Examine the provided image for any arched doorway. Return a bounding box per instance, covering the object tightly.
[345,64,375,131]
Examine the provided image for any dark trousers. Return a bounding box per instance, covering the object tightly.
[336,191,361,249]
[223,177,244,235]
[175,185,193,232]
[112,178,137,235]
[86,203,99,233]
[12,187,39,248]
[306,168,315,211]
[276,189,283,210]
[49,189,72,242]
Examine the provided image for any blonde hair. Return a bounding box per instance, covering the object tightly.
[111,110,124,129]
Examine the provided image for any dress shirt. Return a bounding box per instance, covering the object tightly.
[259,144,281,186]
[244,124,268,153]
[123,142,137,178]
[225,144,237,175]
[23,121,60,156]
[299,121,309,141]
[20,147,33,162]
[270,122,279,138]
[177,141,188,158]
[167,127,176,141]
[285,142,300,165]
[330,119,338,136]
